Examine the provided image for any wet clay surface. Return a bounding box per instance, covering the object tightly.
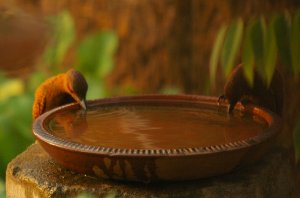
[6,143,293,197]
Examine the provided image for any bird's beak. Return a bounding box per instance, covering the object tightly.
[79,99,87,110]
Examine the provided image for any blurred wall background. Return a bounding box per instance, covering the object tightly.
[4,0,299,94]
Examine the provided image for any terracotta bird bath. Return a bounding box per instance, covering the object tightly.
[32,95,281,182]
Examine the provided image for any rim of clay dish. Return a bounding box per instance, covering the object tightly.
[32,95,281,157]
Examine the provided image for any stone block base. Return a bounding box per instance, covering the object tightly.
[6,143,293,197]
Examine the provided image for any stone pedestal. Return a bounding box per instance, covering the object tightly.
[6,143,293,198]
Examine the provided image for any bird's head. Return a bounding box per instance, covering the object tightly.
[64,69,88,110]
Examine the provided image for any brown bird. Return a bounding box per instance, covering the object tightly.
[32,69,88,120]
[219,64,284,115]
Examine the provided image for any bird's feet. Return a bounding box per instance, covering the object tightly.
[218,95,226,104]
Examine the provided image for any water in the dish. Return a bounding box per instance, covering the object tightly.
[47,105,268,149]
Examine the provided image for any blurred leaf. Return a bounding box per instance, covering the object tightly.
[160,86,181,94]
[290,10,300,75]
[274,12,292,71]
[27,71,48,93]
[43,10,75,69]
[293,119,300,163]
[0,74,6,84]
[209,24,227,86]
[221,18,243,77]
[251,17,266,77]
[77,192,95,198]
[111,85,140,96]
[9,94,34,140]
[264,15,278,86]
[85,77,105,100]
[0,92,34,178]
[0,126,33,178]
[77,31,118,79]
[242,19,255,87]
[0,179,5,198]
[104,190,117,198]
[0,79,24,102]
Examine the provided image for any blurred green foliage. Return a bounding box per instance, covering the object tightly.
[221,18,243,77]
[43,10,75,71]
[0,177,5,198]
[210,9,300,162]
[76,30,118,99]
[103,190,118,198]
[0,9,118,186]
[76,192,96,198]
[210,9,300,86]
[209,25,227,88]
[294,119,300,163]
[159,86,182,94]
[0,75,33,179]
[77,31,118,79]
[76,190,117,198]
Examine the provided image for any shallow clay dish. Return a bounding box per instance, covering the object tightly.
[33,95,281,182]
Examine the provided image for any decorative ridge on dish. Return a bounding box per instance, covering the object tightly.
[32,94,281,157]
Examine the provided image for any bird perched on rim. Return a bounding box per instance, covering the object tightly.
[219,64,284,115]
[32,69,88,120]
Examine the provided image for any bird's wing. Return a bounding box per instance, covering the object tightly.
[32,75,60,120]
